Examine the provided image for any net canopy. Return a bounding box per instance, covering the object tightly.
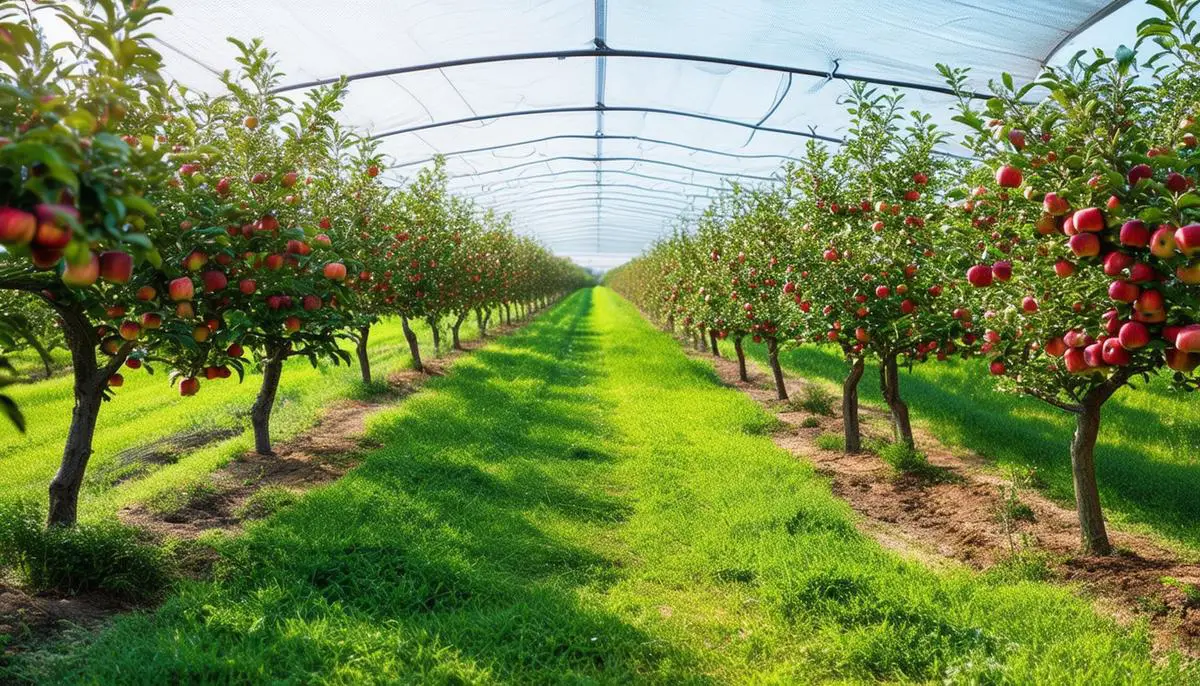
[98,0,1152,268]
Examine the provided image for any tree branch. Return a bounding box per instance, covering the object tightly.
[1020,387,1084,414]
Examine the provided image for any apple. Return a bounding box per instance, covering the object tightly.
[34,221,71,250]
[1073,207,1104,233]
[967,264,993,287]
[995,165,1022,188]
[179,377,200,396]
[1102,252,1134,276]
[1177,326,1200,353]
[875,285,890,298]
[1119,220,1150,247]
[367,165,380,178]
[0,207,36,245]
[1022,296,1039,312]
[1129,262,1158,283]
[258,215,279,232]
[900,299,915,314]
[136,285,157,301]
[118,321,141,341]
[1127,164,1153,186]
[1043,192,1070,216]
[182,250,207,271]
[1135,288,1164,313]
[192,324,210,342]
[302,294,321,311]
[168,277,194,301]
[1068,233,1100,257]
[239,278,257,295]
[323,262,347,281]
[60,252,99,287]
[126,358,141,369]
[1083,342,1105,368]
[227,343,244,358]
[281,171,298,187]
[992,260,1013,282]
[1008,129,1026,150]
[1045,337,1067,357]
[265,254,284,270]
[1166,348,1200,372]
[284,316,302,333]
[313,233,332,248]
[1102,309,1122,336]
[201,270,227,292]
[1178,261,1200,284]
[1102,338,1131,366]
[823,248,840,261]
[244,116,259,129]
[1108,280,1139,303]
[250,172,269,185]
[105,306,126,318]
[1054,260,1075,278]
[1166,172,1189,193]
[216,176,232,195]
[140,312,162,329]
[1174,224,1200,256]
[1133,308,1167,324]
[108,373,124,388]
[989,360,1006,375]
[96,250,133,284]
[1151,227,1177,258]
[1064,347,1088,373]
[1118,321,1150,349]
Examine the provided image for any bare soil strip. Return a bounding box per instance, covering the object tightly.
[688,345,1200,657]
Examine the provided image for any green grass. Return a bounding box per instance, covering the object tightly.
[743,340,1200,551]
[5,287,1190,683]
[0,309,504,521]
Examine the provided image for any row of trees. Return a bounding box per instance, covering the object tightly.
[0,0,589,525]
[609,0,1200,555]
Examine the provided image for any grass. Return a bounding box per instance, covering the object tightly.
[743,340,1200,551]
[4,287,1191,683]
[0,309,504,521]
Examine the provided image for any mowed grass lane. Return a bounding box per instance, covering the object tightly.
[0,313,496,519]
[738,337,1200,551]
[9,287,1190,683]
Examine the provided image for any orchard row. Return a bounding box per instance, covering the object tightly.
[609,4,1200,555]
[0,1,590,525]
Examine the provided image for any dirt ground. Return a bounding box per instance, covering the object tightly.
[688,344,1200,658]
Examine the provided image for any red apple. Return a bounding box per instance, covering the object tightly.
[989,360,1006,375]
[1127,164,1153,186]
[179,377,200,396]
[227,343,244,358]
[995,165,1022,188]
[1008,129,1026,150]
[1073,207,1104,233]
[1102,338,1131,366]
[1151,227,1177,258]
[1166,172,1189,193]
[1174,224,1200,256]
[0,207,36,245]
[192,324,210,342]
[118,321,140,341]
[1135,288,1164,313]
[1178,261,1200,284]
[991,260,1013,282]
[1129,262,1158,283]
[900,299,915,314]
[281,171,299,187]
[1045,337,1067,357]
[1177,326,1200,353]
[1119,220,1150,247]
[61,252,99,287]
[875,285,890,298]
[1166,348,1200,372]
[1103,251,1134,276]
[1022,296,1038,312]
[201,270,227,292]
[1108,280,1139,303]
[1043,192,1070,216]
[1054,260,1075,278]
[284,316,302,333]
[168,277,194,301]
[108,373,124,388]
[136,285,157,301]
[1069,233,1100,257]
[1118,321,1150,349]
[323,262,347,281]
[97,251,133,284]
[313,233,332,248]
[239,278,257,295]
[265,254,284,270]
[1083,342,1105,368]
[1064,347,1088,373]
[183,250,207,271]
[967,264,993,287]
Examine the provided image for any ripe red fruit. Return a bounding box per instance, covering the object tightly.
[904,190,920,202]
[1129,262,1157,283]
[126,358,142,369]
[1108,280,1139,303]
[1008,129,1026,150]
[1068,233,1101,257]
[250,172,269,184]
[61,252,100,287]
[239,278,257,295]
[1053,260,1075,278]
[265,254,284,270]
[1083,343,1105,368]
[995,165,1022,188]
[284,316,302,333]
[0,207,37,245]
[875,285,890,298]
[366,165,380,177]
[1103,251,1134,276]
[183,250,207,271]
[1166,172,1189,193]
[1127,164,1153,186]
[1022,296,1038,312]
[97,251,133,284]
[227,343,244,358]
[136,285,157,301]
[216,176,232,195]
[323,262,347,281]
[1151,227,1177,258]
[108,373,124,388]
[201,270,227,292]
[823,249,839,262]
[302,294,321,311]
[912,172,928,185]
[928,284,943,297]
[966,264,993,287]
[141,312,162,329]
[1102,338,1131,366]
[989,361,1006,375]
[1072,207,1104,233]
[991,260,1013,282]
[900,299,915,314]
[1118,321,1150,349]
[118,321,141,341]
[179,377,200,396]
[1045,337,1067,357]
[1174,224,1200,256]
[1166,348,1200,372]
[1043,192,1071,216]
[313,233,332,248]
[168,277,194,301]
[1135,288,1165,313]
[1119,220,1150,247]
[281,171,299,187]
[1064,348,1088,373]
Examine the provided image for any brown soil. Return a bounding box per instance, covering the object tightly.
[690,345,1200,657]
[0,316,533,654]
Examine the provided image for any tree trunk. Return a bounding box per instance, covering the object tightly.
[251,341,288,456]
[427,316,441,355]
[356,324,371,384]
[667,315,675,334]
[476,308,486,337]
[401,315,423,372]
[733,336,749,382]
[504,303,512,325]
[880,354,914,448]
[766,336,788,400]
[842,358,865,454]
[47,305,124,527]
[709,330,720,357]
[452,311,467,350]
[483,309,492,334]
[698,330,709,353]
[1072,393,1112,555]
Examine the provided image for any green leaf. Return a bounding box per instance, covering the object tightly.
[0,395,26,433]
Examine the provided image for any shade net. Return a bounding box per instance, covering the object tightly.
[67,0,1154,268]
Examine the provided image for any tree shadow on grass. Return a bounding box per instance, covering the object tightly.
[35,289,714,684]
[748,343,1200,549]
